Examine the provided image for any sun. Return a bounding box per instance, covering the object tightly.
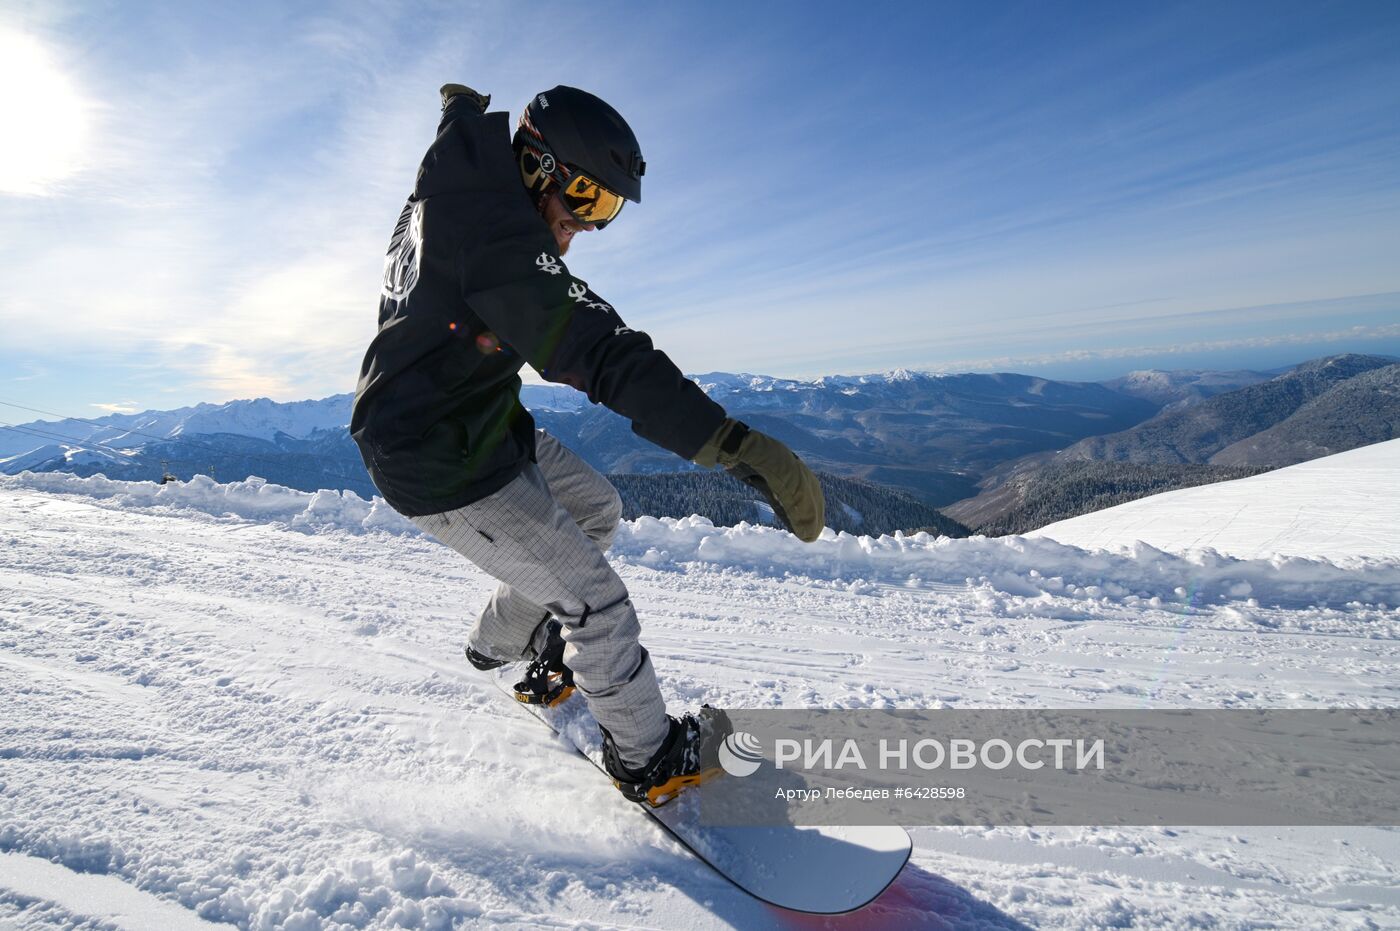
[0,28,91,196]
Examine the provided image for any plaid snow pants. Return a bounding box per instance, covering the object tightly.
[409,430,669,768]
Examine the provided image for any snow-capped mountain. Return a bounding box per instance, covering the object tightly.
[1,440,1397,928]
[532,368,1156,503]
[0,442,135,475]
[0,373,936,461]
[0,394,356,460]
[689,368,939,409]
[1102,367,1273,412]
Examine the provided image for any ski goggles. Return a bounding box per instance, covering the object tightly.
[556,171,626,228]
[521,146,626,229]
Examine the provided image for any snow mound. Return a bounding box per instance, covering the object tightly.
[4,470,1396,612]
[615,516,1397,612]
[0,471,413,534]
[1033,438,1400,561]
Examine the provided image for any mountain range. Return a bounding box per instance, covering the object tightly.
[3,354,1395,535]
[1,370,1174,507]
[1055,354,1398,464]
[534,370,1165,505]
[946,354,1399,533]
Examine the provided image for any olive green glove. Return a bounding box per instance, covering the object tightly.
[439,83,490,112]
[694,419,825,543]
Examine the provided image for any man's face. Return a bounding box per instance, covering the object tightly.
[542,192,595,256]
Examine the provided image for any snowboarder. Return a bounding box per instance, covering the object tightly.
[350,83,825,805]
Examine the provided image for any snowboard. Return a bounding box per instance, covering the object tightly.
[493,670,912,914]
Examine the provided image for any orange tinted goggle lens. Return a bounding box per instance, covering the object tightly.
[560,173,625,227]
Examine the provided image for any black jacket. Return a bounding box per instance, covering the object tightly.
[350,93,726,516]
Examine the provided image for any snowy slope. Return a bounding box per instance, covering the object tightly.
[1031,438,1400,561]
[1,469,1398,929]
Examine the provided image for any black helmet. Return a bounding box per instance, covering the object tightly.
[514,86,645,225]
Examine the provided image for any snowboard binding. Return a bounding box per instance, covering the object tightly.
[512,619,575,707]
[602,707,730,808]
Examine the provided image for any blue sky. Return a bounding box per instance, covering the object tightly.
[1,0,1398,418]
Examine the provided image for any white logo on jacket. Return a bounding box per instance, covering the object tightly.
[541,263,620,320]
[382,201,424,301]
[565,280,615,314]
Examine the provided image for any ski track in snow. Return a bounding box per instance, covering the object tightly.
[1,471,1398,930]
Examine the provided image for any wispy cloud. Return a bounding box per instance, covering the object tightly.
[91,401,140,414]
[7,363,48,383]
[0,3,456,400]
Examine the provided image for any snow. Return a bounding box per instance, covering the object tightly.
[0,444,133,475]
[692,369,949,404]
[516,384,587,413]
[5,470,1394,617]
[0,851,223,930]
[0,472,414,535]
[1032,438,1400,561]
[2,457,1398,928]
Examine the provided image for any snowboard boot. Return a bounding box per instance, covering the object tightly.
[511,619,575,707]
[464,612,552,672]
[601,707,731,807]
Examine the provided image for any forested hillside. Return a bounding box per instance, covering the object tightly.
[949,354,1399,533]
[608,470,970,538]
[962,462,1271,536]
